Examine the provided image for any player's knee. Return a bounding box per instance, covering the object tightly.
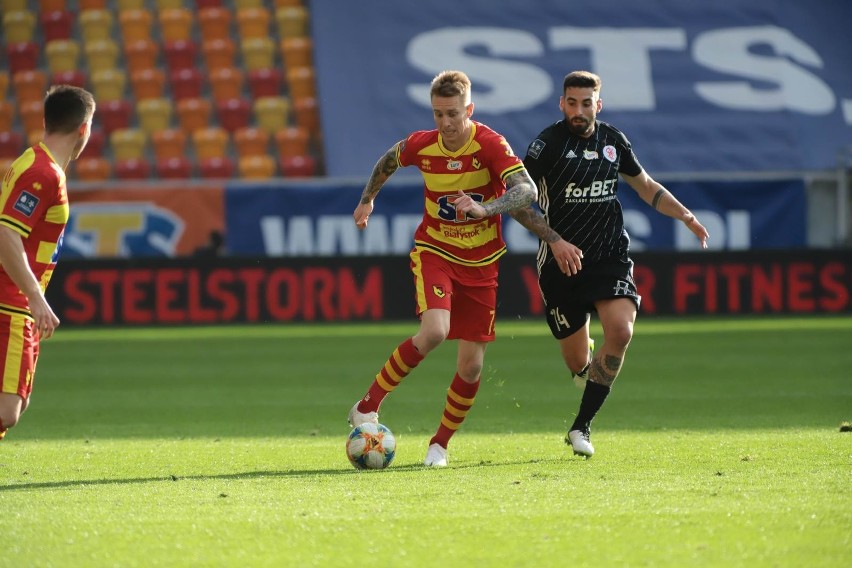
[607,324,634,352]
[457,361,482,382]
[0,409,21,430]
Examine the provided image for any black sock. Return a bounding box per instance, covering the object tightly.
[571,380,611,432]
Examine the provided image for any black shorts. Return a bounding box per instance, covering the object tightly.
[538,258,641,339]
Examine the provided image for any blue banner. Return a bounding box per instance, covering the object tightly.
[311,1,852,177]
[224,179,806,255]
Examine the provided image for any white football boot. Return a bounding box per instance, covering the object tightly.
[348,402,378,428]
[423,443,448,467]
[566,429,594,458]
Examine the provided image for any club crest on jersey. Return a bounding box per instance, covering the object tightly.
[583,150,598,160]
[528,139,546,159]
[14,191,39,217]
[472,155,481,169]
[432,285,446,298]
[603,145,617,162]
[447,159,462,170]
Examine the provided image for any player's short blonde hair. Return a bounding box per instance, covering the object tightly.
[430,70,471,104]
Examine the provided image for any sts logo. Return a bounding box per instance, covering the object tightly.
[437,192,484,222]
[63,203,185,258]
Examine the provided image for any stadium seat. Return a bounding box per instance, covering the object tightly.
[238,155,276,179]
[234,0,263,8]
[38,0,66,11]
[275,5,308,39]
[280,37,312,68]
[114,158,151,180]
[169,68,204,100]
[0,132,24,159]
[198,7,231,42]
[51,70,88,90]
[156,157,193,179]
[19,100,44,137]
[137,98,173,134]
[193,127,229,160]
[274,126,309,158]
[45,40,80,74]
[247,68,282,99]
[0,103,13,133]
[164,40,197,72]
[253,96,289,134]
[27,130,44,147]
[110,128,147,160]
[124,39,159,74]
[115,0,145,10]
[154,0,184,9]
[198,156,234,178]
[202,38,236,71]
[286,66,316,100]
[6,43,39,75]
[0,72,8,100]
[215,98,251,132]
[292,96,320,139]
[84,39,119,72]
[274,0,303,7]
[78,128,105,158]
[209,67,243,102]
[79,0,107,10]
[240,37,275,71]
[151,128,186,160]
[159,9,193,42]
[41,11,74,42]
[130,68,165,101]
[74,157,112,181]
[2,10,35,44]
[79,9,113,43]
[97,100,132,135]
[176,98,212,133]
[196,0,223,8]
[234,127,269,158]
[280,154,316,177]
[91,68,127,101]
[12,70,47,105]
[118,10,153,43]
[236,7,270,39]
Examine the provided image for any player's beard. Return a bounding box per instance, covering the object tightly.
[567,116,593,137]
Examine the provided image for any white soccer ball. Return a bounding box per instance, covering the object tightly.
[346,422,396,470]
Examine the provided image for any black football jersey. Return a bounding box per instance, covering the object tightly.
[523,119,643,266]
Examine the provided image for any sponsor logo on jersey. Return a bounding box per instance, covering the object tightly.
[447,159,462,170]
[583,150,598,160]
[566,150,577,159]
[603,145,617,162]
[14,191,39,217]
[528,138,546,159]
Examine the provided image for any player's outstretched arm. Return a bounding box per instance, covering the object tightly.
[455,169,537,219]
[354,142,402,230]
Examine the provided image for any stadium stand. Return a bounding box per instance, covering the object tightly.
[0,0,322,179]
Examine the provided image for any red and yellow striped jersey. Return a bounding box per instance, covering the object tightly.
[397,121,525,266]
[0,143,69,315]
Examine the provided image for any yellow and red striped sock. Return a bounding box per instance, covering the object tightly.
[358,337,424,413]
[429,373,480,448]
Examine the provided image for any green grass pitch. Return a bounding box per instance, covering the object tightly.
[1,316,850,567]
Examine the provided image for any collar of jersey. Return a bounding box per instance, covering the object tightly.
[438,122,477,158]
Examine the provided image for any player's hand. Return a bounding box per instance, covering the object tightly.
[684,214,709,249]
[353,201,374,229]
[549,239,583,276]
[453,190,487,219]
[28,295,60,340]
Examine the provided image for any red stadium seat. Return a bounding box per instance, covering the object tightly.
[156,157,193,179]
[0,132,25,159]
[196,0,223,8]
[114,158,151,180]
[98,99,133,135]
[163,40,197,72]
[169,68,204,100]
[247,68,282,99]
[51,70,88,89]
[41,11,74,42]
[215,98,251,132]
[198,156,235,179]
[78,128,105,159]
[6,43,39,75]
[280,154,316,177]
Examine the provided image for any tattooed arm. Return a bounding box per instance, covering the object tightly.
[454,169,537,219]
[353,143,401,230]
[509,205,584,276]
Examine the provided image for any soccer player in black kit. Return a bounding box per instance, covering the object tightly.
[511,71,709,458]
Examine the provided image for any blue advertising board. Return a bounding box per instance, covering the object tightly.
[311,1,852,177]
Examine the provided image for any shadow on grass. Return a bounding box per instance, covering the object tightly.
[0,457,570,493]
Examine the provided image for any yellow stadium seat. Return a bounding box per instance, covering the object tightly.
[151,128,186,160]
[199,7,231,42]
[209,67,243,102]
[84,39,120,72]
[275,5,308,39]
[137,98,174,134]
[79,9,113,43]
[286,66,316,100]
[74,157,112,182]
[45,40,80,74]
[253,96,289,134]
[159,8,193,42]
[110,128,147,160]
[280,36,312,68]
[130,68,165,100]
[202,38,236,71]
[240,37,275,72]
[238,155,276,179]
[176,98,212,133]
[12,70,47,105]
[2,10,36,43]
[233,126,269,158]
[91,68,127,101]
[118,9,153,43]
[236,7,269,40]
[192,127,229,160]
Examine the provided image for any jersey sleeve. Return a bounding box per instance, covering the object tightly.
[481,132,524,182]
[0,168,60,237]
[609,126,643,177]
[396,131,426,168]
[522,131,552,182]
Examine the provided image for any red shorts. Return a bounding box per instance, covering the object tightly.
[0,311,38,400]
[410,249,499,342]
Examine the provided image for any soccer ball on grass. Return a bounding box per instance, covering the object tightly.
[346,422,396,470]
